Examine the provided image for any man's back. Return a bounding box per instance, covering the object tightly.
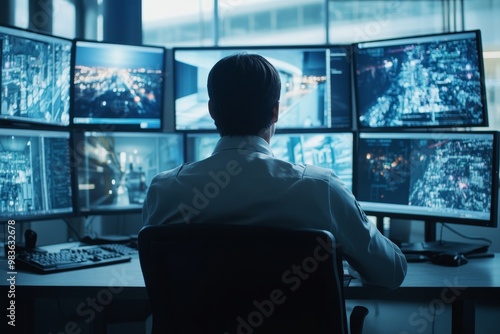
[143,135,407,289]
[144,136,337,228]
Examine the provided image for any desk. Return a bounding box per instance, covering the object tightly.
[347,255,500,334]
[2,254,500,334]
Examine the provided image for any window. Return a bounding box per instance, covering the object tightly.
[218,0,325,45]
[14,0,29,28]
[328,0,443,44]
[464,0,500,130]
[142,0,214,47]
[52,0,76,38]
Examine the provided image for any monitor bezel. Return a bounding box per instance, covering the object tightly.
[0,24,73,128]
[172,44,354,132]
[0,127,77,223]
[73,130,185,217]
[352,30,488,131]
[354,130,499,228]
[70,39,167,132]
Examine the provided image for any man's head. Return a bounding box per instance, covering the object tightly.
[207,53,281,137]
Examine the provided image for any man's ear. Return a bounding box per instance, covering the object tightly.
[208,100,215,120]
[271,102,279,123]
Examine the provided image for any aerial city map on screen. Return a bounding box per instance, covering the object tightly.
[355,31,486,129]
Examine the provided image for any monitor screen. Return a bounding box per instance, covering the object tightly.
[353,30,487,129]
[72,40,166,131]
[75,131,184,215]
[185,131,353,190]
[0,128,74,222]
[355,131,498,227]
[174,45,352,131]
[184,132,220,162]
[272,132,354,190]
[0,25,72,127]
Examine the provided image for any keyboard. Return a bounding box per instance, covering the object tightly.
[400,240,489,256]
[16,244,133,274]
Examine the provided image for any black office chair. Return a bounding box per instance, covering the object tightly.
[138,223,368,334]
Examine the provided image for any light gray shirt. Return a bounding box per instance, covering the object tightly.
[143,135,407,289]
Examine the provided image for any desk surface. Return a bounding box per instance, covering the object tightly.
[2,252,498,334]
[2,252,500,296]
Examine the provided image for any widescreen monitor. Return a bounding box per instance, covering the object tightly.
[0,128,74,222]
[75,131,184,215]
[353,30,487,129]
[174,45,352,131]
[185,131,353,190]
[72,40,166,131]
[0,25,72,127]
[355,131,498,227]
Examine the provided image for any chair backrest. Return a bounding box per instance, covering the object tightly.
[138,223,348,334]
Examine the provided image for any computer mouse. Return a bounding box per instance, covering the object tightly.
[432,252,468,267]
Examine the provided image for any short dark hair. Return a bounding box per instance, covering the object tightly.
[207,53,281,136]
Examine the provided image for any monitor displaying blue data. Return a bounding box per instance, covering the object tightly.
[356,131,498,227]
[174,45,352,131]
[184,132,220,162]
[354,30,487,129]
[0,129,74,222]
[75,131,184,215]
[272,132,354,190]
[185,132,353,190]
[0,25,72,127]
[72,40,166,131]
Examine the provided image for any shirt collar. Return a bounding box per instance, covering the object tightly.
[212,135,274,157]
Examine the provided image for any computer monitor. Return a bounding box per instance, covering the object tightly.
[353,30,488,129]
[74,131,184,215]
[355,131,498,228]
[174,45,352,131]
[184,132,220,162]
[0,25,72,127]
[0,128,74,222]
[72,40,166,131]
[272,131,354,190]
[184,131,354,190]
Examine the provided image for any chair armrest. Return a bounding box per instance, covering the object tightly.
[349,305,369,334]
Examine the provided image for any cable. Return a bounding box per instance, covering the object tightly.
[84,216,99,239]
[439,223,492,246]
[63,219,83,242]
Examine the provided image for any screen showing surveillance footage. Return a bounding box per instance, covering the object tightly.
[356,132,497,225]
[0,129,73,221]
[174,46,352,130]
[0,25,72,126]
[185,132,353,190]
[75,132,184,214]
[72,41,165,130]
[354,30,487,129]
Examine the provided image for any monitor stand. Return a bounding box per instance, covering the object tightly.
[399,220,490,256]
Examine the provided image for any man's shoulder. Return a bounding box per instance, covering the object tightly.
[152,163,191,182]
[301,164,333,182]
